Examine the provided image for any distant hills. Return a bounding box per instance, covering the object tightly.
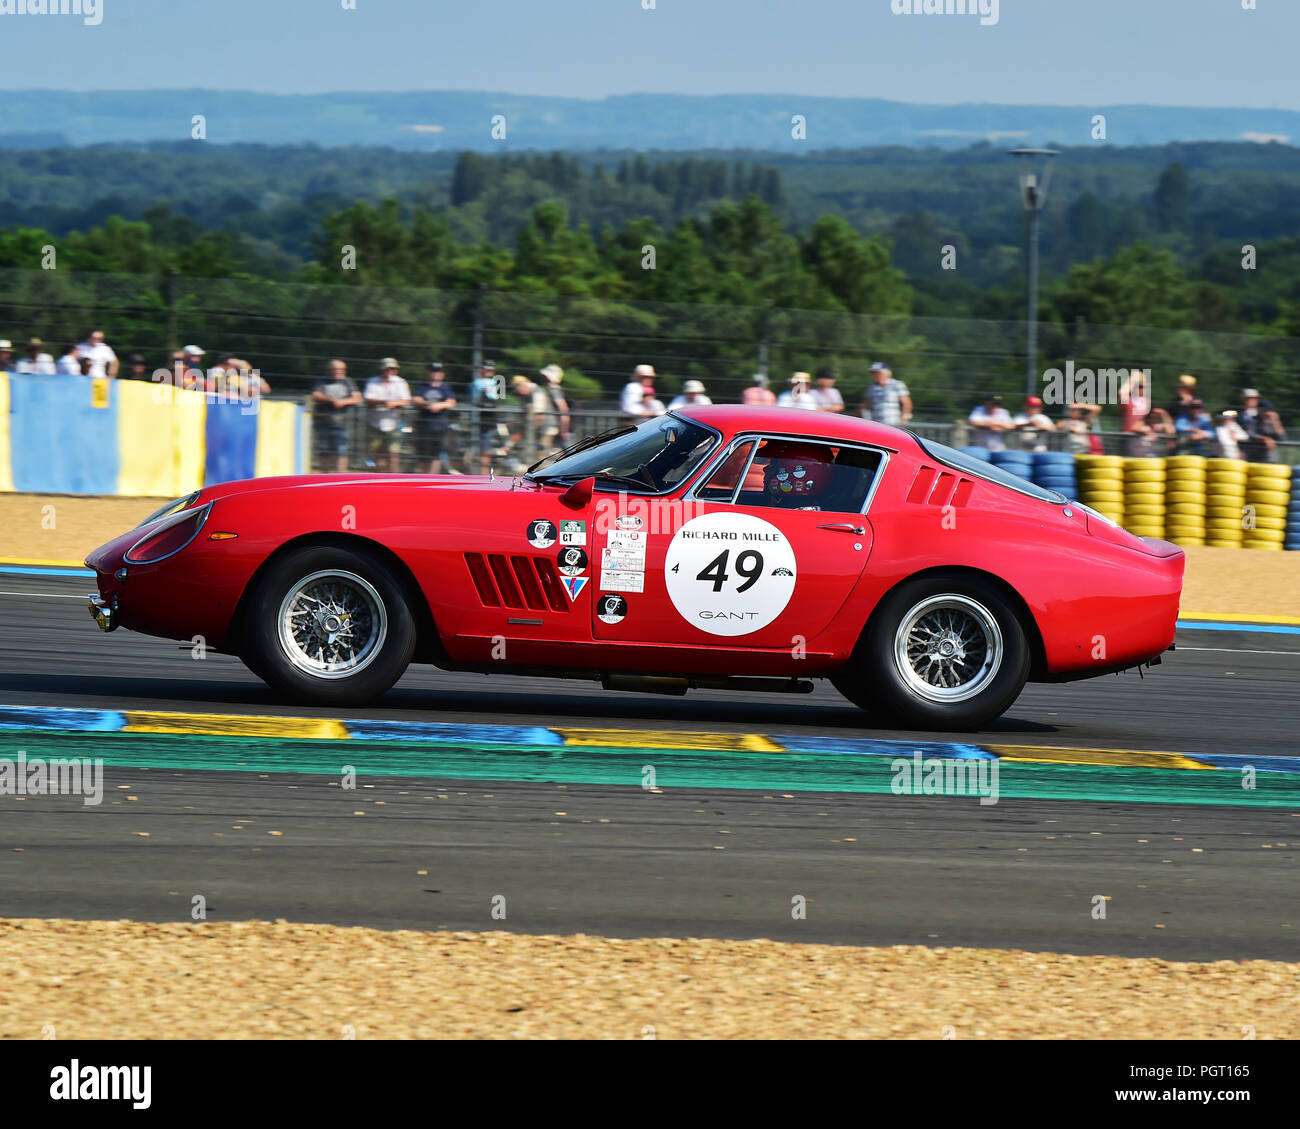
[0,90,1295,151]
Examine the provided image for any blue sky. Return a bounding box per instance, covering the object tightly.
[2,0,1297,109]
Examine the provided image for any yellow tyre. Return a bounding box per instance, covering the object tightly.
[1246,489,1290,507]
[1251,517,1287,532]
[1165,491,1207,505]
[1166,455,1207,470]
[1248,504,1288,520]
[1167,502,1206,516]
[1245,463,1292,481]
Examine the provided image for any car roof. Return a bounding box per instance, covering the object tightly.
[675,404,917,451]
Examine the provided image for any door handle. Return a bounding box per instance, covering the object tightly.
[818,522,865,535]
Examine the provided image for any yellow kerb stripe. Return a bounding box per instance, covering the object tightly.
[986,744,1213,770]
[1180,612,1300,626]
[556,728,784,752]
[124,711,349,740]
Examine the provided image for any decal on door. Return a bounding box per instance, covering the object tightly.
[526,519,557,549]
[600,526,647,594]
[557,546,588,577]
[559,520,587,546]
[598,594,629,623]
[561,576,589,601]
[664,513,797,636]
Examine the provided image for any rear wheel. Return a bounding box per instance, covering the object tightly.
[241,544,416,705]
[833,575,1030,730]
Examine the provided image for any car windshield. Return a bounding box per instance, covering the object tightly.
[527,414,718,493]
[916,437,1068,504]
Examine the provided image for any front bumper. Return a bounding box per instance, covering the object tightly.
[88,593,117,632]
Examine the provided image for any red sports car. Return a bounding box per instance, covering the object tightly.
[86,406,1184,729]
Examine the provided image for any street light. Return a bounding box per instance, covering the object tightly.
[1008,147,1058,399]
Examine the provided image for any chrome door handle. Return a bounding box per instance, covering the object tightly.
[818,522,865,535]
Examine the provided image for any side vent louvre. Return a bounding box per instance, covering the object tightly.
[465,553,569,613]
[907,465,972,509]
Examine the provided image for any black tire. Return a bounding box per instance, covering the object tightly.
[240,543,416,706]
[832,574,1030,731]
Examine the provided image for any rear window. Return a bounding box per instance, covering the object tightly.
[916,438,1066,503]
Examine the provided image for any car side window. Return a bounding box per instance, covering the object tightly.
[726,438,882,513]
[696,440,757,501]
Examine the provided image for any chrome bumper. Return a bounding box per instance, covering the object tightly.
[88,593,117,632]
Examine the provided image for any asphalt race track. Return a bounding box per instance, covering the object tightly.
[2,571,1299,960]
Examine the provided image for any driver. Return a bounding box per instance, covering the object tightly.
[760,442,835,508]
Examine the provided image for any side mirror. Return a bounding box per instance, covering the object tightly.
[561,477,594,509]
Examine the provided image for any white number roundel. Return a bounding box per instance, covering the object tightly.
[664,513,797,637]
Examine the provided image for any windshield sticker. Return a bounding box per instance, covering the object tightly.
[598,594,629,624]
[526,519,557,549]
[559,519,587,546]
[561,576,589,602]
[664,513,797,636]
[557,546,588,577]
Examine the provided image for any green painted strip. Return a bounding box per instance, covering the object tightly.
[5,731,1299,808]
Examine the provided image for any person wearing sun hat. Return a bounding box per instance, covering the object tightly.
[777,371,818,410]
[667,379,712,411]
[14,336,55,375]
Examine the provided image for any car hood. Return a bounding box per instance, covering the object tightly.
[195,473,525,505]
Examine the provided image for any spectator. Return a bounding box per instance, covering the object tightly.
[222,354,271,399]
[743,372,777,406]
[778,371,818,409]
[1216,410,1249,460]
[55,342,80,375]
[13,337,54,375]
[811,367,845,413]
[860,362,912,426]
[1239,388,1284,462]
[1128,405,1176,458]
[77,354,94,376]
[122,352,151,381]
[1174,404,1215,456]
[668,379,712,411]
[1012,394,1056,450]
[968,394,1014,450]
[77,327,119,379]
[0,339,11,372]
[621,364,664,419]
[411,361,458,474]
[469,360,507,474]
[538,364,571,453]
[1166,374,1200,423]
[1118,369,1151,435]
[1059,401,1104,455]
[506,374,548,468]
[180,345,208,390]
[363,357,411,473]
[311,358,362,473]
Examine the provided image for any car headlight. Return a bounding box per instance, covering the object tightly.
[125,504,212,564]
[136,491,202,529]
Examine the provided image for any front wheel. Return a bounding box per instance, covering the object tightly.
[833,575,1030,731]
[241,544,416,705]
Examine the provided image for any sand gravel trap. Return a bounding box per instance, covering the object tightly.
[1,918,1295,1040]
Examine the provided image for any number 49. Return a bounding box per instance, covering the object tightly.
[695,549,763,593]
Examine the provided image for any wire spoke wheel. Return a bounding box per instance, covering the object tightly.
[894,594,1003,704]
[276,569,388,679]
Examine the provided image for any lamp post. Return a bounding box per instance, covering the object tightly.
[1008,148,1058,399]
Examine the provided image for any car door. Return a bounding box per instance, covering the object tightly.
[590,436,885,649]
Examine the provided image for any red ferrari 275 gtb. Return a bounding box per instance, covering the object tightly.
[86,406,1184,729]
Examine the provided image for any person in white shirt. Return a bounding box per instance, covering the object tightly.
[621,363,664,419]
[777,372,818,410]
[364,357,412,473]
[55,342,81,375]
[968,395,1015,451]
[667,379,712,412]
[1012,394,1057,451]
[14,337,56,375]
[76,327,119,379]
[811,368,845,412]
[1215,410,1249,460]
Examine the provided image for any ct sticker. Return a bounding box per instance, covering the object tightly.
[559,520,587,546]
[664,513,796,637]
[598,594,628,624]
[526,519,557,549]
[557,546,588,577]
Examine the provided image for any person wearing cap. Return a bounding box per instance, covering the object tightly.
[1166,374,1201,424]
[177,345,208,391]
[811,368,845,413]
[122,352,150,381]
[14,337,55,375]
[860,362,912,427]
[412,362,458,474]
[538,364,571,453]
[777,372,818,410]
[469,360,507,474]
[1012,394,1056,451]
[743,372,777,406]
[1239,388,1284,463]
[312,359,363,472]
[77,327,119,379]
[1215,410,1249,461]
[667,379,712,412]
[1173,400,1215,457]
[968,394,1014,450]
[364,357,412,473]
[621,364,664,419]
